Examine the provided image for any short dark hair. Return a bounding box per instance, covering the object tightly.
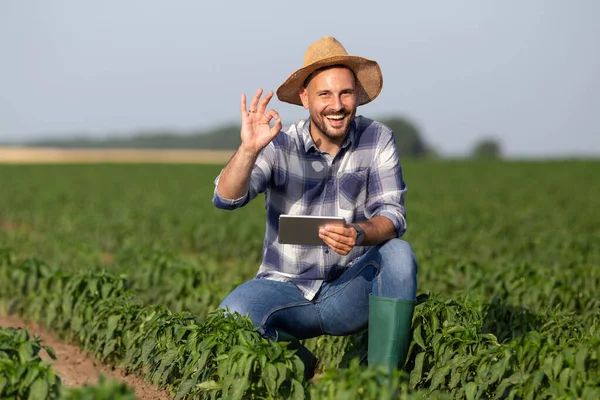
[302,65,357,88]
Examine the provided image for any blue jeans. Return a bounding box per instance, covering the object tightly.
[219,238,418,341]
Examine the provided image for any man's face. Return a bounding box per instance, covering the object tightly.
[299,66,359,145]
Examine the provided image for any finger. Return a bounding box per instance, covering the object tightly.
[321,236,352,256]
[323,225,348,236]
[271,115,282,136]
[264,109,280,122]
[258,90,274,114]
[319,230,353,251]
[249,88,263,112]
[333,247,351,256]
[263,109,282,137]
[321,226,354,245]
[240,93,248,117]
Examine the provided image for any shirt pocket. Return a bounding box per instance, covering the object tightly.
[338,168,369,210]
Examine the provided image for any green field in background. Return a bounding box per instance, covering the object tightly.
[1,161,597,305]
[0,161,598,399]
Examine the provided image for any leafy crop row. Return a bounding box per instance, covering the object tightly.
[0,250,455,399]
[0,325,60,399]
[0,250,310,399]
[2,249,598,399]
[407,297,599,399]
[0,325,134,400]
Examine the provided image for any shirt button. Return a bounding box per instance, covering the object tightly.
[325,249,329,254]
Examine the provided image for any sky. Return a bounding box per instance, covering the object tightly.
[1,0,599,157]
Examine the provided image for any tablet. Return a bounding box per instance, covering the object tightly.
[278,215,346,245]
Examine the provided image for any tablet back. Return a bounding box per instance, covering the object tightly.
[278,215,346,245]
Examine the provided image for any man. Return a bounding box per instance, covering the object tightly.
[212,36,418,379]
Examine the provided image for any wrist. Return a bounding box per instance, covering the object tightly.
[238,144,260,159]
[351,223,365,246]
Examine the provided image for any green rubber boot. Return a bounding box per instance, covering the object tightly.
[368,295,416,373]
[274,329,318,381]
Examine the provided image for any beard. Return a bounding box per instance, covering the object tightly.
[309,107,356,142]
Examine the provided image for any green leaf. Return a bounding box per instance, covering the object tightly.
[61,295,73,320]
[429,365,450,390]
[174,378,197,400]
[490,356,508,383]
[531,370,544,392]
[106,315,121,339]
[21,364,41,389]
[160,347,178,368]
[465,381,478,400]
[141,339,155,363]
[102,340,116,359]
[0,375,6,395]
[28,377,49,400]
[42,345,57,360]
[431,314,440,333]
[413,325,426,349]
[101,282,113,299]
[276,362,287,388]
[559,367,570,389]
[290,379,305,400]
[575,347,588,371]
[262,363,277,393]
[197,380,220,390]
[552,353,563,379]
[542,356,553,379]
[18,342,34,363]
[409,352,425,388]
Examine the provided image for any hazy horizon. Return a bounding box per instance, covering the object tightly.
[2,1,599,157]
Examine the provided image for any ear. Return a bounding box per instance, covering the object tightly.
[299,87,309,109]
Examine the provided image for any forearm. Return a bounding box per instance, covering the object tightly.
[357,216,397,246]
[216,145,259,200]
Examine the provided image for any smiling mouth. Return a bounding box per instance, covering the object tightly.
[326,114,346,127]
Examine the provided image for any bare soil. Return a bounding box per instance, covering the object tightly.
[0,147,234,164]
[0,314,172,400]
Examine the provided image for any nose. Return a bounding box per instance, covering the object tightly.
[330,95,343,111]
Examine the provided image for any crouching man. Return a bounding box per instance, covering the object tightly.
[212,36,418,380]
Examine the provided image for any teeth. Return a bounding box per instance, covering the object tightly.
[327,115,344,120]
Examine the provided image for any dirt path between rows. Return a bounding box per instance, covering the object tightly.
[0,314,171,400]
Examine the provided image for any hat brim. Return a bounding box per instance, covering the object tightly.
[276,55,383,106]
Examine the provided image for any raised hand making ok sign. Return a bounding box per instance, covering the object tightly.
[240,88,282,155]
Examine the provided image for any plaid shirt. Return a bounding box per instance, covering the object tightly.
[213,116,407,300]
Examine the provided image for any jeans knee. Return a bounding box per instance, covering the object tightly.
[379,238,418,278]
[219,297,256,325]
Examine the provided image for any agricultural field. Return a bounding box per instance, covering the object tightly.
[0,160,598,399]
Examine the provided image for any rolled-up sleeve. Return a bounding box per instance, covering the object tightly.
[212,143,276,210]
[365,130,407,237]
[212,177,250,209]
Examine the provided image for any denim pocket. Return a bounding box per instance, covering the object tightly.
[338,168,368,210]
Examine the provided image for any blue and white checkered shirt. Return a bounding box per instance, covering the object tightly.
[213,116,407,300]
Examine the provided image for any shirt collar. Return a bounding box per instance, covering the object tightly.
[299,117,358,154]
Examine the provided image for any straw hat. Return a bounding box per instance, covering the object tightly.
[276,36,383,106]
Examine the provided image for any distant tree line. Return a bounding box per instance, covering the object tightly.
[27,124,243,150]
[381,117,434,158]
[471,138,502,159]
[24,116,439,158]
